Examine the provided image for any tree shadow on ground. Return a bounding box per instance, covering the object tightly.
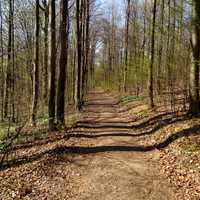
[1,122,199,171]
[70,114,188,138]
[10,112,186,151]
[82,102,144,114]
[75,111,185,129]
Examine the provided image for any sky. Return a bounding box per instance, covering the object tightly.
[97,0,126,26]
[100,0,125,13]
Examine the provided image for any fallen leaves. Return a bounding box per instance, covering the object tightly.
[1,92,200,200]
[159,132,200,200]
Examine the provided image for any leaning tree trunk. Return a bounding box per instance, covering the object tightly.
[30,0,40,126]
[189,0,200,115]
[56,0,68,125]
[48,0,56,130]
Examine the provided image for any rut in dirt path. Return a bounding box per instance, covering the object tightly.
[69,90,176,200]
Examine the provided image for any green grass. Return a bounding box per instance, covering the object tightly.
[185,144,199,153]
[66,112,81,128]
[0,122,16,140]
[136,110,149,118]
[0,110,80,152]
[37,114,49,125]
[0,120,50,152]
[120,95,145,104]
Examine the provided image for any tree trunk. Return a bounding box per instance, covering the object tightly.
[166,0,171,92]
[123,0,130,93]
[74,0,82,111]
[48,0,56,130]
[81,0,90,103]
[30,0,40,126]
[11,0,15,122]
[56,0,69,125]
[148,0,157,108]
[85,0,90,94]
[157,0,164,94]
[0,0,4,121]
[43,0,49,103]
[81,0,86,103]
[4,0,13,119]
[189,0,200,115]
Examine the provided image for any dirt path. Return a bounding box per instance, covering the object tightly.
[69,90,176,200]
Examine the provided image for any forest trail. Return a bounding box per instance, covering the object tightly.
[69,89,176,200]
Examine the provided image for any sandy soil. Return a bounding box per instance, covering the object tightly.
[0,89,177,200]
[68,90,176,200]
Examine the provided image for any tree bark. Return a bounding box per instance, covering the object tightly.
[123,0,130,93]
[56,0,69,125]
[0,0,4,121]
[48,0,56,130]
[85,0,90,93]
[11,0,15,122]
[189,0,200,115]
[43,0,49,103]
[4,0,14,119]
[74,0,82,111]
[166,0,171,92]
[148,0,157,108]
[30,0,40,126]
[157,0,164,94]
[81,0,90,102]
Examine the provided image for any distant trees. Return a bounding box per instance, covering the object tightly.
[1,0,200,128]
[95,0,193,110]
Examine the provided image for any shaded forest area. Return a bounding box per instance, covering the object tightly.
[0,0,200,199]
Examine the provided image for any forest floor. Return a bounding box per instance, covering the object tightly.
[1,89,200,200]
